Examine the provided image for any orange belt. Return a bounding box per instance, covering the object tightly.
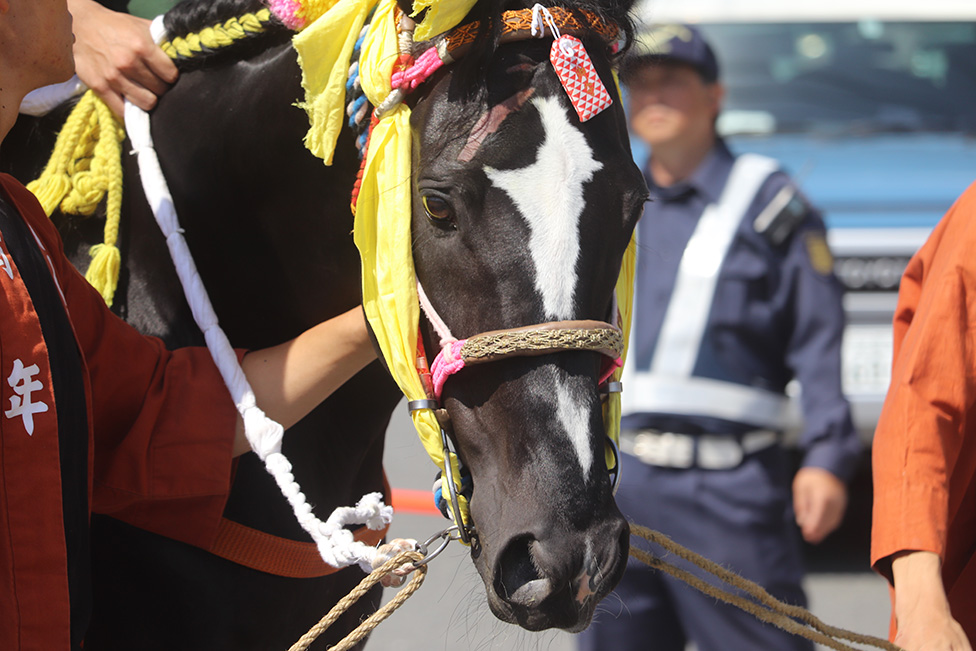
[209,475,392,578]
[209,517,388,578]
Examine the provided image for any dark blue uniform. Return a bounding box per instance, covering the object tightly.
[580,141,861,651]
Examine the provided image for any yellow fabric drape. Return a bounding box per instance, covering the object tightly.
[293,0,380,163]
[410,0,478,41]
[353,0,473,521]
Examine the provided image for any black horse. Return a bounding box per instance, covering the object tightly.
[4,0,646,646]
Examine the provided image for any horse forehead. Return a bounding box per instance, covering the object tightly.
[484,95,603,321]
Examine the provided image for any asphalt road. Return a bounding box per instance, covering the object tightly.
[367,404,892,651]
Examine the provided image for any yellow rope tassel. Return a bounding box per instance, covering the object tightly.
[27,91,126,306]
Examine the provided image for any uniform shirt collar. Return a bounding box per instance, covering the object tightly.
[645,139,734,204]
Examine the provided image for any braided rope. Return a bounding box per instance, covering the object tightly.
[445,7,618,53]
[26,91,126,305]
[286,551,427,651]
[630,524,903,651]
[159,8,275,60]
[461,326,623,363]
[345,11,377,157]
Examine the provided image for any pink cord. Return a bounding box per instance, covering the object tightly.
[431,340,467,398]
[599,356,622,385]
[392,47,445,91]
[267,0,305,30]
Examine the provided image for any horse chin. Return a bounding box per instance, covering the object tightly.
[470,516,630,632]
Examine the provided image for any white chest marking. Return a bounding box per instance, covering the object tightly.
[484,97,603,320]
[555,380,593,475]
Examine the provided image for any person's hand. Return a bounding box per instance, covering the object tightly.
[792,466,847,544]
[68,0,178,116]
[892,551,972,651]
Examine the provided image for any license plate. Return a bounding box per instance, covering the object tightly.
[842,325,893,397]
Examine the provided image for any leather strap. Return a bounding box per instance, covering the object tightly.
[209,476,392,577]
[209,517,388,578]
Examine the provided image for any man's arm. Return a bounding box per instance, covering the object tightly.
[233,308,377,456]
[775,191,860,544]
[68,0,178,115]
[889,551,971,651]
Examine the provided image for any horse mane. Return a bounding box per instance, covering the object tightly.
[162,0,291,71]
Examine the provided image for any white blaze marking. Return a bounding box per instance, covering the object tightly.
[555,380,593,474]
[484,96,603,320]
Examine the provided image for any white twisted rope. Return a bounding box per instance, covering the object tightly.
[119,17,391,571]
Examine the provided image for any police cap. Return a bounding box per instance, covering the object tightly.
[623,23,720,83]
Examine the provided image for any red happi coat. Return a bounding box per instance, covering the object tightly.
[0,174,238,650]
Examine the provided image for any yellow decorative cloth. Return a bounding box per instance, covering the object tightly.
[292,0,380,163]
[410,0,479,40]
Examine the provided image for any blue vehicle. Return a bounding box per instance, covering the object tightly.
[637,1,976,438]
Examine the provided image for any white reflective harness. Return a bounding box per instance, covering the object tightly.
[622,154,789,430]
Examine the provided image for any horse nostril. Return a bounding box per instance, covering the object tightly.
[496,535,548,606]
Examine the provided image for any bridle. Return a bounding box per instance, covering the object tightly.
[408,275,625,543]
[351,2,630,544]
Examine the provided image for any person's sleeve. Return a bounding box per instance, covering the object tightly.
[778,191,862,484]
[22,187,241,550]
[870,186,976,579]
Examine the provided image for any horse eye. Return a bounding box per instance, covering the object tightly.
[422,195,455,228]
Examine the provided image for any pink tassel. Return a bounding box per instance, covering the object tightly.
[392,47,445,91]
[431,340,467,398]
[599,357,622,385]
[267,0,305,30]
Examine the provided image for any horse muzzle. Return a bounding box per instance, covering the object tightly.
[480,515,629,632]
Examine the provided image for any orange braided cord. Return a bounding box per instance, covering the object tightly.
[446,8,618,52]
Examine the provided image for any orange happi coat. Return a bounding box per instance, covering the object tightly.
[871,181,976,642]
[0,174,238,650]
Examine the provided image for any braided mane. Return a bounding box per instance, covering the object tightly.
[162,0,291,70]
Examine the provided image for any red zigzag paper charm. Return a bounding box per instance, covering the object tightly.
[550,35,613,122]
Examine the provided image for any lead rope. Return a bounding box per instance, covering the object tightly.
[287,550,427,651]
[630,524,903,651]
[118,15,391,574]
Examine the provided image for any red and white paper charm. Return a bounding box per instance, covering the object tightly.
[549,35,613,122]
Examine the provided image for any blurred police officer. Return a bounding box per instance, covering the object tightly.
[579,24,862,651]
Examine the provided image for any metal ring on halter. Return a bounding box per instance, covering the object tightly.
[440,425,473,543]
[601,381,623,395]
[412,525,461,567]
[606,436,622,495]
[407,399,439,412]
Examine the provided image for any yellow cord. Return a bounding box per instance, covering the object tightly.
[160,9,274,59]
[28,9,274,305]
[27,91,125,305]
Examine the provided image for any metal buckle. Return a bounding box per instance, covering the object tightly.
[407,399,439,412]
[606,435,622,495]
[440,425,473,544]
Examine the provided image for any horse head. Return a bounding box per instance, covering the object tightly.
[403,0,647,631]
